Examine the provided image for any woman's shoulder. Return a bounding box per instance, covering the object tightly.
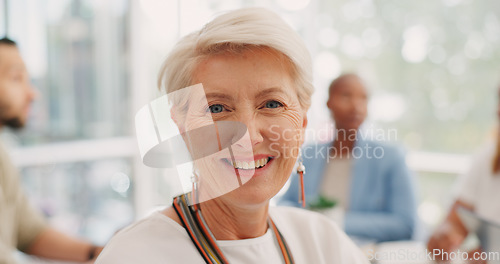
[96,210,199,263]
[473,143,496,163]
[115,210,186,239]
[463,143,496,177]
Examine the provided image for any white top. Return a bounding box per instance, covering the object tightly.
[96,206,369,264]
[455,144,500,223]
[320,157,352,208]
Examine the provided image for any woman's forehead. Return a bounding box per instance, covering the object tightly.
[192,50,294,94]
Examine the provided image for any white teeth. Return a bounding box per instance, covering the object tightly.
[231,158,270,170]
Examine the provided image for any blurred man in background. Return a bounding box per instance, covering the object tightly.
[279,73,417,242]
[0,37,102,263]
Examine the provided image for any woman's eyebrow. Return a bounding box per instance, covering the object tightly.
[203,87,287,103]
[205,92,235,101]
[255,87,287,98]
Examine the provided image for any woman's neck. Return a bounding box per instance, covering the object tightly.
[199,198,269,240]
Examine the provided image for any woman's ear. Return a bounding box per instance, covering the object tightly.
[298,113,308,145]
[170,106,185,134]
[302,113,308,129]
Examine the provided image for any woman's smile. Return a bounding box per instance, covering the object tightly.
[220,155,275,178]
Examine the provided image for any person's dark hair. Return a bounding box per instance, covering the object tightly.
[0,37,17,46]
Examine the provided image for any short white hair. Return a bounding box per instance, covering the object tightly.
[158,7,313,109]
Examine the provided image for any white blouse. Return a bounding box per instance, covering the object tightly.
[96,206,369,264]
[455,144,500,223]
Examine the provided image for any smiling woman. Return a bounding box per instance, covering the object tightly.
[186,48,305,206]
[96,8,369,264]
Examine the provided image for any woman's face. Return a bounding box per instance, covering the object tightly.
[179,48,307,206]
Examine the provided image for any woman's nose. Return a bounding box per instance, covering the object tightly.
[236,115,264,147]
[247,121,264,146]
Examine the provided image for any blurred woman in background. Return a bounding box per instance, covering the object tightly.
[427,85,500,262]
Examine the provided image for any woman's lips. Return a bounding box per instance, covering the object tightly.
[221,157,273,170]
[218,156,275,179]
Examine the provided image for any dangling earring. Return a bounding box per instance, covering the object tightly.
[297,150,306,208]
[191,169,200,209]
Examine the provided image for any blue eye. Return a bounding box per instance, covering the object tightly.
[265,100,283,109]
[208,104,224,113]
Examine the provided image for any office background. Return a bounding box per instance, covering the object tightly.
[1,0,500,248]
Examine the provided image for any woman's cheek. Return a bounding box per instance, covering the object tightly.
[282,109,305,130]
[184,113,216,131]
[265,124,301,160]
[264,110,304,141]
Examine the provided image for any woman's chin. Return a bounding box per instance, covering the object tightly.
[201,181,275,205]
[222,186,276,207]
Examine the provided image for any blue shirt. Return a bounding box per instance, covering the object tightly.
[278,139,417,242]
